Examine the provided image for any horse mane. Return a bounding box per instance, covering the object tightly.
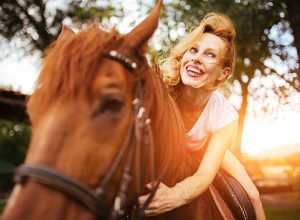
[27,26,121,123]
[143,63,199,186]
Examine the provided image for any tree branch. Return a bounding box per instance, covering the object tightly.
[267,67,300,93]
[16,1,52,50]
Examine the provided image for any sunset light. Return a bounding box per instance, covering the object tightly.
[242,112,300,156]
[1,1,300,219]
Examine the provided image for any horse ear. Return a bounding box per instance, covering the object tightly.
[57,26,75,42]
[125,0,162,49]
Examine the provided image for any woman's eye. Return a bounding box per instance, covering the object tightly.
[205,52,216,58]
[189,47,197,53]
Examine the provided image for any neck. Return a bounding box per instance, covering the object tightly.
[179,86,212,111]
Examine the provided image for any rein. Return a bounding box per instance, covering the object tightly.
[14,50,159,220]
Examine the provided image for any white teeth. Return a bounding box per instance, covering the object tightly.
[186,66,200,74]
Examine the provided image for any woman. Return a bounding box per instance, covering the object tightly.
[139,12,266,220]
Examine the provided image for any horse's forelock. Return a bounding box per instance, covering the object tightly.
[27,27,125,123]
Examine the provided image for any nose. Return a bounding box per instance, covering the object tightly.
[191,58,202,64]
[191,53,203,64]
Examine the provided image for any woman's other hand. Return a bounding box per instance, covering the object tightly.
[138,182,186,216]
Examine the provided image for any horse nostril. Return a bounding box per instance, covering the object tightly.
[96,94,125,116]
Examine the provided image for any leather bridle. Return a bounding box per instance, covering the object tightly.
[14,50,159,220]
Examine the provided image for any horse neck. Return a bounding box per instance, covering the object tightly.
[146,71,199,186]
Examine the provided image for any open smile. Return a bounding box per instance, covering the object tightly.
[186,65,204,77]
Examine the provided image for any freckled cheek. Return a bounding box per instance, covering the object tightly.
[204,62,218,72]
[181,53,191,62]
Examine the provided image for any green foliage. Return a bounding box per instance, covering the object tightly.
[0,119,30,165]
[0,119,31,191]
[75,5,120,22]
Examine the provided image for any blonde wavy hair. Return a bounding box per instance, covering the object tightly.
[161,12,236,100]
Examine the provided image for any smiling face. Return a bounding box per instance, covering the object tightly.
[180,33,230,89]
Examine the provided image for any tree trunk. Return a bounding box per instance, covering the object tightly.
[232,80,249,160]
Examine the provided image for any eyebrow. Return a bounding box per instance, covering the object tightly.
[192,43,219,52]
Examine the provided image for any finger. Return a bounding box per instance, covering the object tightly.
[138,194,150,204]
[144,209,160,217]
[159,182,166,187]
[146,181,158,189]
[138,194,149,204]
[144,209,153,217]
[144,200,162,210]
[144,207,169,217]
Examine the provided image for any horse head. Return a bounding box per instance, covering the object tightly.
[2,2,169,220]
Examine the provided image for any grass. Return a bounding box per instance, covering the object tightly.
[265,207,300,220]
[0,198,7,213]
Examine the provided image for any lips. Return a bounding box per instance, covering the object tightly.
[185,64,204,77]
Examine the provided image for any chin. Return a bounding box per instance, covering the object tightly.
[182,79,205,88]
[181,72,206,88]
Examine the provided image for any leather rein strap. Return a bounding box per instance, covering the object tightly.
[14,50,159,220]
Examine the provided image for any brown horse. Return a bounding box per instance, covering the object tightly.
[2,2,231,220]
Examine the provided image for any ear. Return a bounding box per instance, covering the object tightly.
[218,67,231,81]
[57,26,75,42]
[124,0,162,49]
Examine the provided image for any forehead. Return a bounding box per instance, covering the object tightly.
[194,33,225,52]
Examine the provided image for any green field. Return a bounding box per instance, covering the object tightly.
[265,207,300,220]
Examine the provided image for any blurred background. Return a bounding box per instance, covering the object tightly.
[0,0,299,219]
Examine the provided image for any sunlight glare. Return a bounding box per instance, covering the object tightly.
[242,112,300,156]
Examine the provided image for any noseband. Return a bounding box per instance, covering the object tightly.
[14,50,159,219]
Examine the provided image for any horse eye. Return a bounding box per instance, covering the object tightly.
[95,94,125,116]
